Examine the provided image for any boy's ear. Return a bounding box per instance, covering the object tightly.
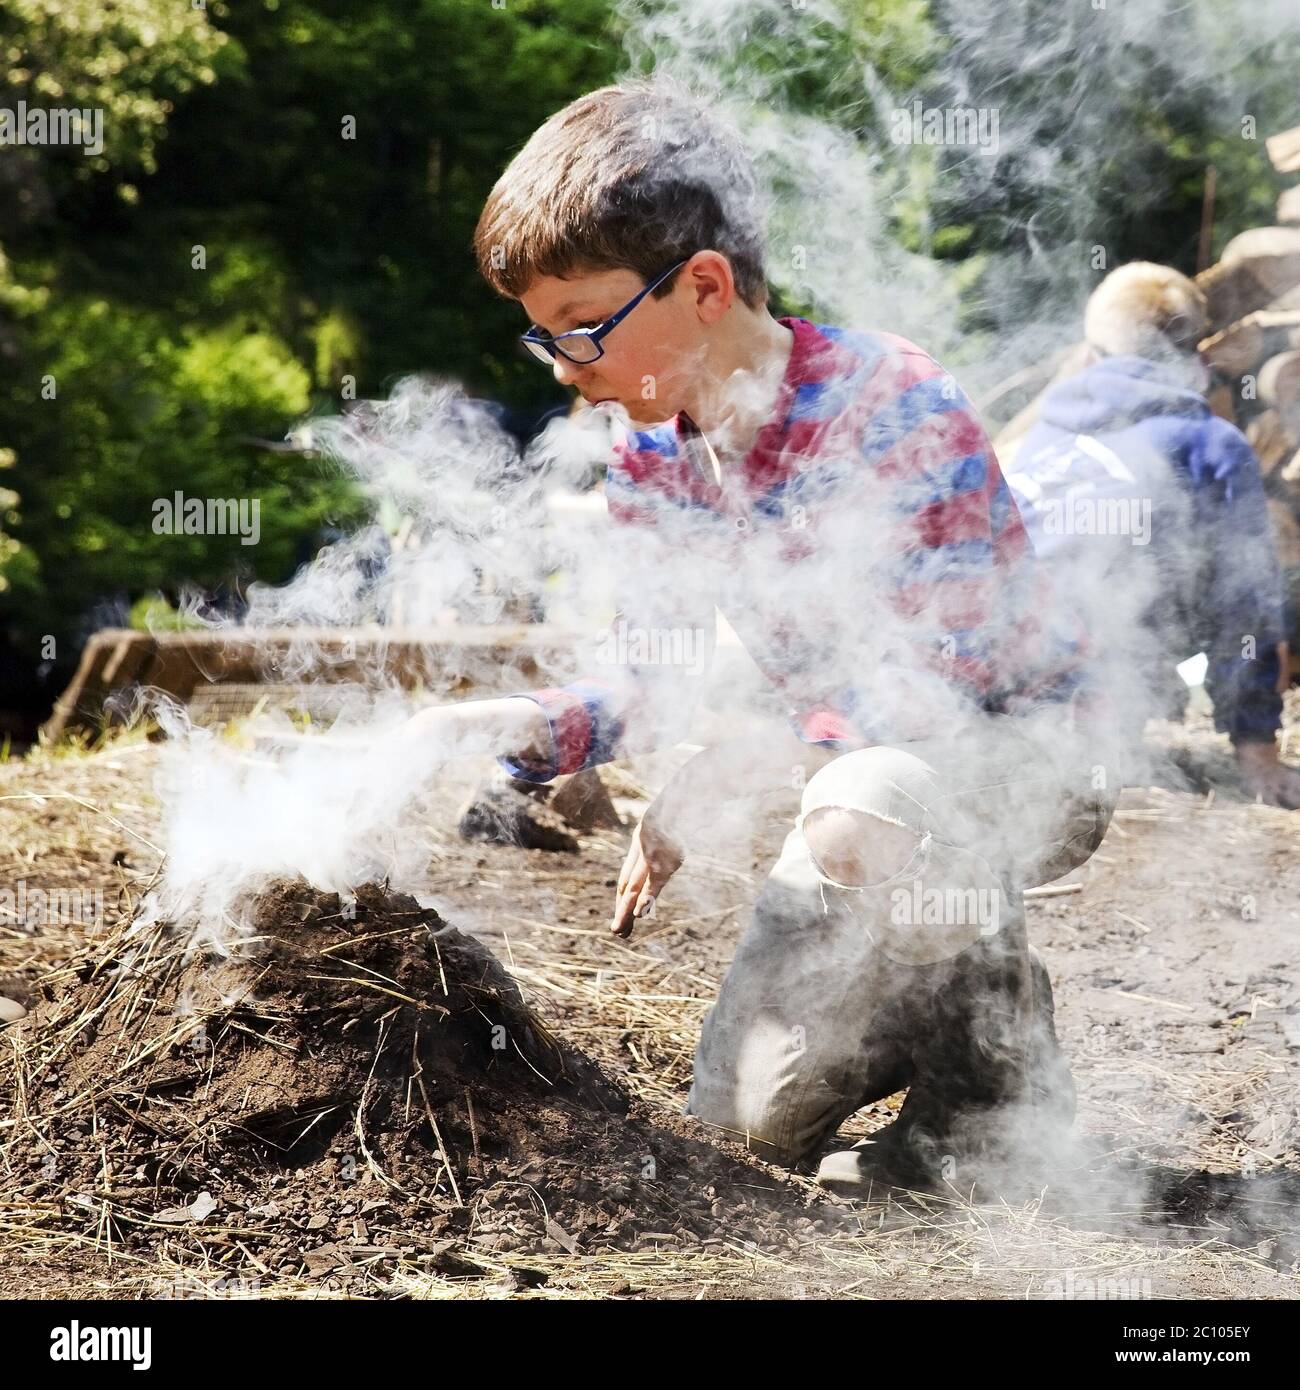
[685,251,737,324]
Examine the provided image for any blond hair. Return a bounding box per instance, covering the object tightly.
[1084,262,1209,358]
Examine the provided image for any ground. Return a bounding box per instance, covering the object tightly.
[0,705,1298,1301]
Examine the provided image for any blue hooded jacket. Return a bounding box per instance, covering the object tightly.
[1012,355,1285,744]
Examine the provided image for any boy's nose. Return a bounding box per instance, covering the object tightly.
[551,354,587,389]
[547,355,595,394]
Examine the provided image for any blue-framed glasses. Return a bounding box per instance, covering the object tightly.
[520,259,688,366]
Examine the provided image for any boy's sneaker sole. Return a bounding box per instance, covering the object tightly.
[815,1133,938,1196]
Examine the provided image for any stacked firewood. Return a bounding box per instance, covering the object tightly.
[1193,126,1300,655]
[992,124,1300,657]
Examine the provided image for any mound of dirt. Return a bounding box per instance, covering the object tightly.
[1,879,823,1292]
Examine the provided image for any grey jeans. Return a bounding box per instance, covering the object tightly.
[685,708,1119,1167]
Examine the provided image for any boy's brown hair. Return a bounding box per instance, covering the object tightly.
[474,81,768,310]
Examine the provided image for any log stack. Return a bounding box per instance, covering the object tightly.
[39,625,572,742]
[992,124,1300,667]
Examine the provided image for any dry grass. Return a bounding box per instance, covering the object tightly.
[1,726,1298,1299]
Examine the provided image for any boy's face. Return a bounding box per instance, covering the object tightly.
[519,265,707,426]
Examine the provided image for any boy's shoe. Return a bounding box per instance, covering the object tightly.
[817,1091,1081,1200]
[815,1130,938,1195]
[818,941,1082,1199]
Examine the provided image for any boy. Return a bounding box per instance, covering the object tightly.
[401,83,1117,1189]
[1009,262,1298,809]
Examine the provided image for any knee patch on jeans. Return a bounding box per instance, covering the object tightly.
[802,746,939,827]
[802,806,922,888]
[800,747,938,889]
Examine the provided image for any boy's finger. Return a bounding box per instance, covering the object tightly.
[611,867,647,936]
[616,831,645,898]
[645,857,680,897]
[611,889,639,938]
[617,853,646,905]
[615,841,632,896]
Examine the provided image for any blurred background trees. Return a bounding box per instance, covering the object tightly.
[0,0,1293,724]
[0,0,617,715]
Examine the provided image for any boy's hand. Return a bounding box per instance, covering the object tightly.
[607,723,834,937]
[1236,740,1300,810]
[610,807,684,938]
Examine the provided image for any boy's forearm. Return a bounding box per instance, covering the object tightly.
[400,696,552,764]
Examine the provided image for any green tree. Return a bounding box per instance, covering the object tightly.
[0,0,227,694]
[0,0,621,715]
[0,298,347,641]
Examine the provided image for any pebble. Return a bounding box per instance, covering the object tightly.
[0,996,27,1025]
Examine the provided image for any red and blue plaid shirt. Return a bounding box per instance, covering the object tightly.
[502,316,1094,782]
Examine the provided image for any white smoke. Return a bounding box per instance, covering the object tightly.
[153,382,625,923]
[139,0,1300,1263]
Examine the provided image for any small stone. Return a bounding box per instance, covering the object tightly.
[302,1243,345,1277]
[154,1191,217,1225]
[549,769,623,832]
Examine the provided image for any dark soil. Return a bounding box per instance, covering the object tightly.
[2,879,825,1292]
[3,723,1298,1299]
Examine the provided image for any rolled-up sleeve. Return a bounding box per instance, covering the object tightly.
[497,679,625,782]
[776,363,1092,748]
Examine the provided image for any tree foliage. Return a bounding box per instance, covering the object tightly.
[0,0,619,706]
[0,0,1292,714]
